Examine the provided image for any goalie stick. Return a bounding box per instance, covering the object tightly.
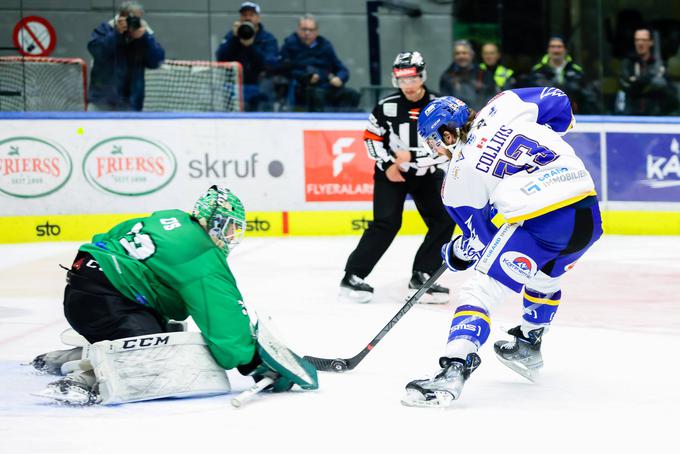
[303,263,447,372]
[231,376,275,408]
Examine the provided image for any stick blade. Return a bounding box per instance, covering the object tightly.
[303,356,350,373]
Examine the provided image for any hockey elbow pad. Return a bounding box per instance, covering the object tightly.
[441,237,475,272]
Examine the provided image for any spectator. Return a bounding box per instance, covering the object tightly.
[527,36,598,114]
[439,40,485,110]
[87,1,165,111]
[618,27,679,115]
[216,2,278,111]
[478,42,515,101]
[279,14,360,112]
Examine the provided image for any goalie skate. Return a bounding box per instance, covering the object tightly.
[401,353,481,408]
[30,347,83,375]
[494,326,544,382]
[32,378,100,406]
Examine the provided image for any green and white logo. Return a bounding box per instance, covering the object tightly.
[83,136,177,196]
[0,136,72,198]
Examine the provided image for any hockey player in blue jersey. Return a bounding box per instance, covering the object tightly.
[401,87,603,407]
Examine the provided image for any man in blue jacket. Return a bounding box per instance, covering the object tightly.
[87,1,165,111]
[216,2,278,111]
[280,14,360,112]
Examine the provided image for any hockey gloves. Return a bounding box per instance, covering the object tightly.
[241,316,319,393]
[441,236,475,272]
[251,358,295,393]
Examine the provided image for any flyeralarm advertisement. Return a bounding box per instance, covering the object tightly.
[303,130,374,202]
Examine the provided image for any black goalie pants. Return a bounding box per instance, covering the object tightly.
[345,168,455,279]
[62,251,166,344]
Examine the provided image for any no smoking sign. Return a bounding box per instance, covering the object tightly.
[13,16,57,57]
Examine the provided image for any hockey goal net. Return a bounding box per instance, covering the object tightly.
[143,60,243,112]
[0,56,88,111]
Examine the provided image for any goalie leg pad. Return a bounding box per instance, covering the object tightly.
[256,316,318,391]
[88,332,230,405]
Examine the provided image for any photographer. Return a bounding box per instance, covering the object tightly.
[216,2,278,111]
[87,1,165,111]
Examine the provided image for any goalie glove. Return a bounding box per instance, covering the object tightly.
[239,315,318,393]
[238,350,296,393]
[251,356,295,393]
[441,236,475,272]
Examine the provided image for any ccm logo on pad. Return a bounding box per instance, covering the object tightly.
[122,336,170,349]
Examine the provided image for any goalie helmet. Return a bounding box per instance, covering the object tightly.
[192,185,246,255]
[418,96,471,155]
[392,51,427,88]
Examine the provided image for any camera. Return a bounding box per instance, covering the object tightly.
[236,21,256,40]
[126,15,142,32]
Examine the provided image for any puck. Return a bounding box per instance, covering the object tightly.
[330,359,348,372]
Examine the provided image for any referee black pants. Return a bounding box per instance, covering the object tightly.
[345,168,455,279]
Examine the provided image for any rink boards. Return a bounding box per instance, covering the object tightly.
[0,112,679,243]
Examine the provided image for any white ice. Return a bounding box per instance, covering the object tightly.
[1,235,679,454]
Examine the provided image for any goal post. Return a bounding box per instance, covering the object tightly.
[143,59,243,112]
[0,56,88,111]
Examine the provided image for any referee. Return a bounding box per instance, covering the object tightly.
[340,51,455,304]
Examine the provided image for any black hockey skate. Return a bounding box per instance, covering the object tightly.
[32,378,100,406]
[401,353,481,407]
[339,273,374,304]
[30,347,83,375]
[494,325,544,382]
[409,271,449,304]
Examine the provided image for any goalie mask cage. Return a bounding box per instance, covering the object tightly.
[143,60,243,112]
[0,56,88,111]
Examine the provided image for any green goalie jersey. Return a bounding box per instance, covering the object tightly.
[79,209,256,370]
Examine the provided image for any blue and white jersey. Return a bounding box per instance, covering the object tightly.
[442,87,596,261]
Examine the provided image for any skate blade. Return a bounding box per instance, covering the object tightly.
[400,389,455,408]
[496,356,542,383]
[31,387,93,406]
[338,288,373,304]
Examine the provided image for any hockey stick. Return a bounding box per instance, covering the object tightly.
[231,376,275,408]
[303,263,447,372]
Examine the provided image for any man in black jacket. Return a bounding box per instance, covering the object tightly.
[340,52,455,304]
[279,14,359,112]
[216,2,278,111]
[439,40,484,110]
[618,27,678,115]
[528,36,598,114]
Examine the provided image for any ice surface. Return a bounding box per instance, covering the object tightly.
[1,235,679,453]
